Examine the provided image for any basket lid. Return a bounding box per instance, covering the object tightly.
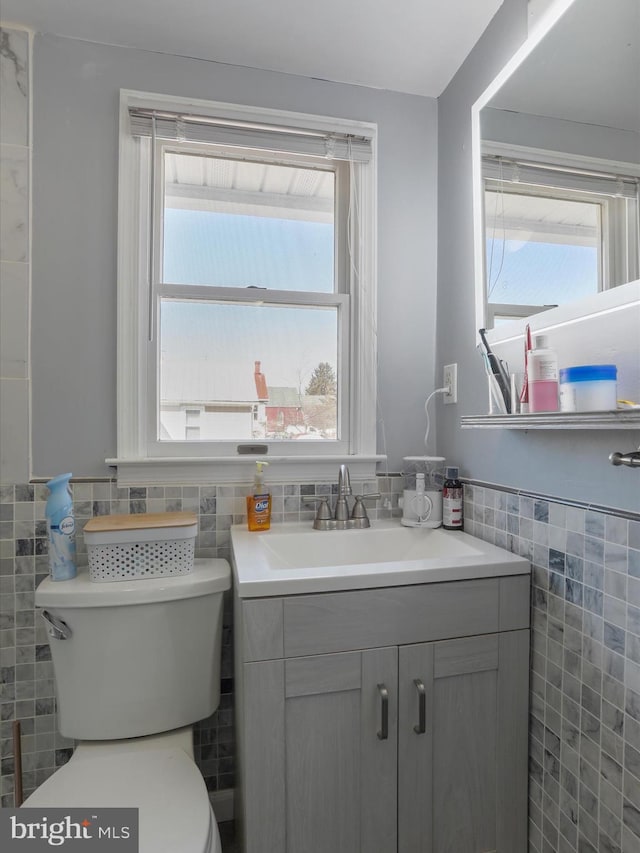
[84,511,197,534]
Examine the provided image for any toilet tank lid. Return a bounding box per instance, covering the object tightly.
[35,558,230,608]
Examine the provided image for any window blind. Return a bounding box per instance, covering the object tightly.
[128,108,372,163]
[483,155,639,200]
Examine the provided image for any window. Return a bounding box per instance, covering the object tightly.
[115,92,378,483]
[160,149,344,444]
[483,155,639,326]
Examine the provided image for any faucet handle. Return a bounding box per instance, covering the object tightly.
[350,492,381,521]
[303,497,333,521]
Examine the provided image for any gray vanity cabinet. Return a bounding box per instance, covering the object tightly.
[234,575,530,853]
[397,631,529,852]
[241,647,398,853]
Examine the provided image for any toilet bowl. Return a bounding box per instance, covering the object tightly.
[23,731,222,852]
[27,555,231,853]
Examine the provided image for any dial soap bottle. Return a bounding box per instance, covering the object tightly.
[246,461,272,531]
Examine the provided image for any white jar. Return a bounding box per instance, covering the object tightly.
[559,365,617,412]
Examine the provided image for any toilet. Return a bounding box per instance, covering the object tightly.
[24,557,231,853]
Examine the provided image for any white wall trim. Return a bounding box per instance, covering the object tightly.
[106,454,386,486]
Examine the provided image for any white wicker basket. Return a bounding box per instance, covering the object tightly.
[83,512,197,582]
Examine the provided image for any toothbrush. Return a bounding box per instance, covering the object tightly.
[479,328,511,413]
[520,324,532,408]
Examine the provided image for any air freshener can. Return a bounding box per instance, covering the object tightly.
[45,473,77,580]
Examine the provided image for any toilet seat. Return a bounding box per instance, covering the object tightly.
[23,747,221,853]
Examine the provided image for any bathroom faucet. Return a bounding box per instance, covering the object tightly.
[305,464,381,530]
[334,464,352,521]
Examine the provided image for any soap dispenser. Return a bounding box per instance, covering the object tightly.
[246,461,271,531]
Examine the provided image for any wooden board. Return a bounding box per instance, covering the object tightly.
[83,511,197,532]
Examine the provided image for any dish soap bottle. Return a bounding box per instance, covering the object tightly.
[45,473,77,580]
[246,461,271,531]
[442,466,463,531]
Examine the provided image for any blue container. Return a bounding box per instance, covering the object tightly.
[559,365,617,383]
[45,473,77,581]
[559,365,617,412]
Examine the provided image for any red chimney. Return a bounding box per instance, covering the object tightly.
[254,361,268,400]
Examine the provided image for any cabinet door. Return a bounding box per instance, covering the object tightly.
[398,630,529,853]
[242,646,398,853]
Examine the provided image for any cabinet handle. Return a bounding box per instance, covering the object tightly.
[413,678,426,734]
[376,683,389,740]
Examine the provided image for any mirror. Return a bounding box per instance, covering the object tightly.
[474,0,640,338]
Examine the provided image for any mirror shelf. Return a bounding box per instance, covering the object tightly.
[461,411,640,430]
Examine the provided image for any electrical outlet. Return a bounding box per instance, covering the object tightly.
[443,363,458,404]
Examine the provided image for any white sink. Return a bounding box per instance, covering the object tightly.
[261,525,483,569]
[231,520,529,596]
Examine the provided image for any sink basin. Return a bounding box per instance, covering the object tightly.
[231,520,529,597]
[261,525,482,569]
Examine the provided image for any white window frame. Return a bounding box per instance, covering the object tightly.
[150,139,351,457]
[111,90,381,485]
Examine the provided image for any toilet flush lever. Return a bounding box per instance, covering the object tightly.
[41,610,72,640]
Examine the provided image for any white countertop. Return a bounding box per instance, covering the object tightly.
[231,520,530,597]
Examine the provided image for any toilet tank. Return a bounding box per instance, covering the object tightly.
[35,558,231,741]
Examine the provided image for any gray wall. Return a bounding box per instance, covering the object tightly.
[436,0,640,514]
[30,34,438,478]
[482,107,640,166]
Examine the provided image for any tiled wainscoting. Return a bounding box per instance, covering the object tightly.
[465,483,640,853]
[4,474,640,853]
[0,475,399,807]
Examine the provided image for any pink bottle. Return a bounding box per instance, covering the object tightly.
[528,335,559,412]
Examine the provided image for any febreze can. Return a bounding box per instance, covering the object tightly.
[45,473,77,580]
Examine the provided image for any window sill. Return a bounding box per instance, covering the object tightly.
[460,410,640,430]
[106,455,387,486]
